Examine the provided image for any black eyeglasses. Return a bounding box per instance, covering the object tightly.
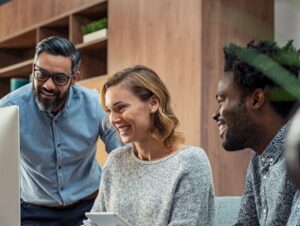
[33,64,73,86]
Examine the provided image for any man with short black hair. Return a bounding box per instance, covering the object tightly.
[0,36,121,226]
[213,40,299,225]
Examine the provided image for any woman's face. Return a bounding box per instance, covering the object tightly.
[105,84,158,144]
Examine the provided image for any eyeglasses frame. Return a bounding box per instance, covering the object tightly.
[33,64,73,86]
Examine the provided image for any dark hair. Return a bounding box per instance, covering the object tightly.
[101,65,184,148]
[224,40,300,118]
[33,36,81,74]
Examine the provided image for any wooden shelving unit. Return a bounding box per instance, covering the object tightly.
[0,59,33,78]
[0,0,108,97]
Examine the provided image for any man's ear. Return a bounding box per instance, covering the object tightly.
[32,64,36,76]
[251,88,265,110]
[72,70,80,84]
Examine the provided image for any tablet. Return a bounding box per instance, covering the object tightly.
[85,212,130,226]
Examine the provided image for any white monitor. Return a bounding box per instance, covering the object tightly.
[0,105,20,226]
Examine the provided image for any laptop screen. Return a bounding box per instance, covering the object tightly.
[0,105,20,226]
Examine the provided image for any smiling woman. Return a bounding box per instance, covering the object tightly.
[82,65,215,226]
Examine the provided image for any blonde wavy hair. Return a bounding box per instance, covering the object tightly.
[101,65,184,148]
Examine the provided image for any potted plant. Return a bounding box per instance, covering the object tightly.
[81,18,108,43]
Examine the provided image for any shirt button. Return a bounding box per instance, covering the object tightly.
[263,175,267,180]
[261,158,265,162]
[269,158,273,162]
[263,208,267,214]
[58,166,62,170]
[61,187,64,191]
[57,144,61,147]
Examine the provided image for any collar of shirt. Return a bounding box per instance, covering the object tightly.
[259,122,290,170]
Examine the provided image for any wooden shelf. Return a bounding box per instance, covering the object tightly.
[72,0,107,21]
[0,29,36,48]
[0,59,33,78]
[70,0,107,45]
[0,0,108,98]
[76,37,107,50]
[38,17,69,41]
[77,74,108,90]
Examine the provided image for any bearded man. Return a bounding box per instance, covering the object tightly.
[213,40,299,225]
[0,36,121,226]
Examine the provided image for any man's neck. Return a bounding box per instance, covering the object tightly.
[255,118,287,155]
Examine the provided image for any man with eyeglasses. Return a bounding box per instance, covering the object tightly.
[0,36,121,226]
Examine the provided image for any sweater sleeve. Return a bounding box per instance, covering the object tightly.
[168,149,215,226]
[81,169,107,226]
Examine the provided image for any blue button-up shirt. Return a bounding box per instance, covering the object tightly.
[0,83,121,206]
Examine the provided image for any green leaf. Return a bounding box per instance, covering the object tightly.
[81,18,108,35]
[229,43,300,100]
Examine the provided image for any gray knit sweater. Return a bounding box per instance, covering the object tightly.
[83,144,215,226]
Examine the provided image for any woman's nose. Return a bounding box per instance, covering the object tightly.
[110,111,120,124]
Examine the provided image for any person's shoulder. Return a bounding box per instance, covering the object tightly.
[179,146,208,161]
[105,144,132,165]
[0,84,32,107]
[177,146,211,169]
[72,84,99,100]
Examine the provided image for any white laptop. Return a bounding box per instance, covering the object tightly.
[0,105,20,226]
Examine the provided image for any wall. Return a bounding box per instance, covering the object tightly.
[201,0,274,195]
[108,0,202,147]
[275,0,300,48]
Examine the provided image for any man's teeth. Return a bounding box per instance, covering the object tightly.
[219,124,225,133]
[42,90,55,96]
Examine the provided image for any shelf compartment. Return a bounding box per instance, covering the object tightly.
[76,39,107,80]
[0,59,33,78]
[0,29,36,68]
[70,1,108,45]
[38,16,69,41]
[0,78,10,98]
[0,29,36,48]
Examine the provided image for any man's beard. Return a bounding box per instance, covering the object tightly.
[32,83,70,113]
[223,103,261,151]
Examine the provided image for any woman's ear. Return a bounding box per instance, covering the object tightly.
[251,88,265,110]
[149,95,160,113]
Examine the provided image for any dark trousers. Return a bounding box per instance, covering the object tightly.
[21,199,95,226]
